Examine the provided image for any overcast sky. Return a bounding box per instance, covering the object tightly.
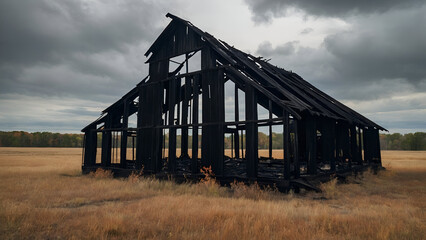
[1,0,425,134]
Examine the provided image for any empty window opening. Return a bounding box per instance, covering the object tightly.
[96,132,102,164]
[237,89,245,121]
[258,126,270,158]
[128,113,137,129]
[224,133,233,158]
[224,80,236,122]
[111,131,121,165]
[257,103,269,121]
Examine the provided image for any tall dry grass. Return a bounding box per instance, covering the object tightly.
[0,148,425,239]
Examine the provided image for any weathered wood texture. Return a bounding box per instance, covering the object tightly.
[82,13,385,187]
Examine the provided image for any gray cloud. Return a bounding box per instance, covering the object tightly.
[324,8,426,86]
[244,0,425,22]
[0,0,161,66]
[257,41,298,57]
[300,28,313,35]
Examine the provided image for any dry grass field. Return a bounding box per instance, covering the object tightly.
[0,148,425,240]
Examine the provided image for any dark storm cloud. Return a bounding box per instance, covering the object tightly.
[0,0,161,66]
[244,0,425,22]
[323,8,426,86]
[0,0,166,101]
[0,0,171,132]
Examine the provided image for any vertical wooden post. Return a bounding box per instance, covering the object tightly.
[283,110,290,180]
[136,86,144,170]
[357,127,363,163]
[137,60,168,172]
[201,71,211,168]
[344,124,351,168]
[83,125,97,167]
[293,120,300,178]
[306,115,317,175]
[201,47,224,175]
[336,122,350,167]
[330,121,336,172]
[201,47,214,169]
[350,126,358,165]
[321,119,336,172]
[375,129,382,166]
[297,118,306,174]
[234,84,240,158]
[181,77,190,157]
[363,128,372,164]
[168,78,178,173]
[120,98,129,168]
[101,114,112,167]
[191,75,199,173]
[245,85,258,179]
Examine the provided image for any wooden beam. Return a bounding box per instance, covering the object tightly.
[245,85,258,179]
[363,128,373,164]
[357,127,363,163]
[375,129,382,166]
[306,115,317,175]
[234,84,240,158]
[168,78,178,173]
[137,60,168,172]
[191,75,200,173]
[292,119,300,178]
[181,77,191,157]
[283,110,290,180]
[120,98,129,168]
[350,126,359,165]
[101,114,112,167]
[321,118,336,172]
[83,126,97,167]
[201,46,224,175]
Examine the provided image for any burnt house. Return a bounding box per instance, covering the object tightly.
[82,13,385,189]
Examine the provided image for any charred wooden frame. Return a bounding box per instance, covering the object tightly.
[81,13,386,191]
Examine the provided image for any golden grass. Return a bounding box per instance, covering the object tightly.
[0,148,425,239]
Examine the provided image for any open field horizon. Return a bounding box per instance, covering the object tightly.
[0,148,425,239]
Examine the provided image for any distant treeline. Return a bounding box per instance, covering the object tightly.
[0,131,83,147]
[380,132,426,150]
[1,131,425,150]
